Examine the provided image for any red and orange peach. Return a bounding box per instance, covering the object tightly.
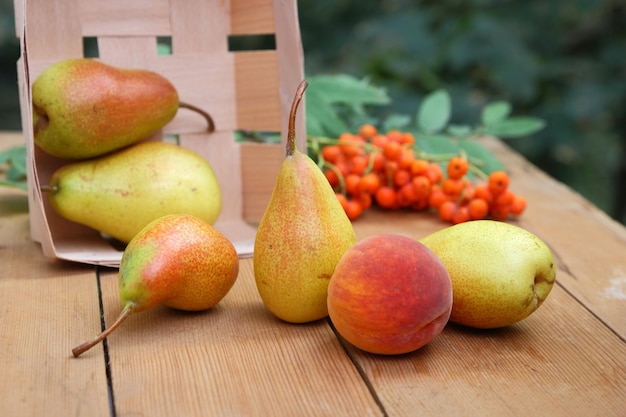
[327,234,452,355]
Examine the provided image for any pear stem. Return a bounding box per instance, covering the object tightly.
[71,303,135,358]
[286,80,309,157]
[178,101,215,133]
[39,184,58,193]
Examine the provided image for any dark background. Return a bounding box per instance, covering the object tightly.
[1,0,624,224]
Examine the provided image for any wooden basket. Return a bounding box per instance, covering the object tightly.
[14,0,305,266]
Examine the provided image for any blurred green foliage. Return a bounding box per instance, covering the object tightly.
[0,0,624,224]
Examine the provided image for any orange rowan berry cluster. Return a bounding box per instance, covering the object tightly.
[318,124,526,223]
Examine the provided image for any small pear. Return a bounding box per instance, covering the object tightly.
[253,80,356,323]
[45,141,221,243]
[72,214,239,357]
[420,220,557,329]
[32,58,179,159]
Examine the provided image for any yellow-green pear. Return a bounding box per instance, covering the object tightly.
[32,58,179,159]
[45,141,221,243]
[72,214,239,357]
[253,80,356,323]
[420,220,556,329]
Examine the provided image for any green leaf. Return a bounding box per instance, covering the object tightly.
[446,124,473,137]
[483,117,546,138]
[305,74,390,137]
[413,133,459,155]
[382,114,412,132]
[458,139,505,174]
[307,74,391,106]
[305,86,349,137]
[417,90,451,133]
[481,101,512,125]
[0,146,28,187]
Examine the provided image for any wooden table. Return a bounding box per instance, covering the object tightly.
[1,131,624,417]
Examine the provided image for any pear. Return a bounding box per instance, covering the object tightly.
[72,213,239,357]
[253,80,356,323]
[32,58,179,159]
[420,220,557,329]
[45,141,221,243]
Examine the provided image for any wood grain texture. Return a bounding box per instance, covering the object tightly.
[0,190,110,415]
[99,261,382,417]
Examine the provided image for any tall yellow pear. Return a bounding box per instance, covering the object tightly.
[253,80,356,323]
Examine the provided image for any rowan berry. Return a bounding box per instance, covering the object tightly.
[359,172,381,195]
[375,186,397,209]
[510,194,527,215]
[349,155,369,175]
[335,193,349,211]
[393,169,411,187]
[344,199,364,221]
[468,198,489,220]
[428,188,448,209]
[412,175,431,200]
[442,178,465,196]
[338,133,364,157]
[494,189,515,207]
[371,134,389,149]
[452,206,471,224]
[438,201,457,222]
[345,174,361,196]
[488,170,510,195]
[325,169,340,188]
[447,156,469,180]
[321,145,342,164]
[473,183,493,205]
[371,152,386,173]
[426,163,444,184]
[398,149,416,169]
[358,124,377,139]
[410,159,430,177]
[383,140,403,161]
[357,192,373,210]
[490,204,510,221]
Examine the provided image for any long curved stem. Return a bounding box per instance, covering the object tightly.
[178,101,216,133]
[286,80,309,157]
[71,303,135,358]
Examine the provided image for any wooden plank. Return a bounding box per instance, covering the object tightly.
[79,0,172,37]
[101,260,382,416]
[231,0,275,35]
[0,187,110,416]
[241,141,282,223]
[234,50,281,131]
[340,283,626,416]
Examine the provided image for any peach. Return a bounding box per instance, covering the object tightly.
[327,234,453,355]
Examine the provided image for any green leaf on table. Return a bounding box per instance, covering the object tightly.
[0,146,28,191]
[417,89,451,133]
[481,101,512,125]
[483,117,546,138]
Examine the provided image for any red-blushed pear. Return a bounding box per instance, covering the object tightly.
[420,220,557,329]
[253,80,356,323]
[44,141,221,244]
[71,214,239,357]
[32,58,180,159]
[327,234,453,355]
